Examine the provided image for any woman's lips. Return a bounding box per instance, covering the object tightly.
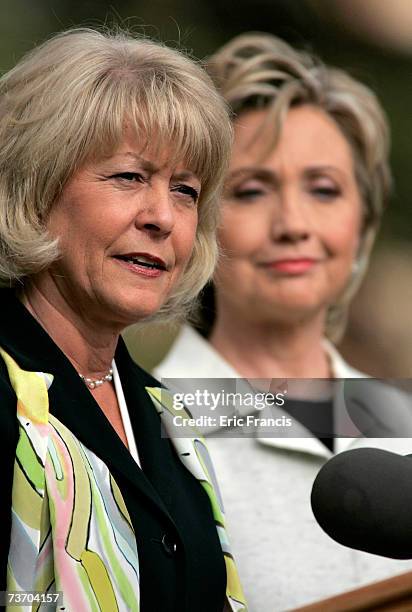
[261,258,319,274]
[115,258,165,277]
[113,252,169,278]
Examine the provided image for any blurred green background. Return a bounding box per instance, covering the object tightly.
[2,0,411,375]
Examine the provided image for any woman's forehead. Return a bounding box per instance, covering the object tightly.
[231,105,356,173]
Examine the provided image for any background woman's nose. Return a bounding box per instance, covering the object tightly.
[271,193,311,242]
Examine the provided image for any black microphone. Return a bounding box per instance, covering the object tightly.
[311,448,412,559]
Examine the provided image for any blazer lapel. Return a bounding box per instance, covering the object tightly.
[48,368,174,521]
[0,289,173,523]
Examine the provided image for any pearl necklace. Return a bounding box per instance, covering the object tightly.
[79,368,113,389]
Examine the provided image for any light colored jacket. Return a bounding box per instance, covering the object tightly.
[155,324,412,611]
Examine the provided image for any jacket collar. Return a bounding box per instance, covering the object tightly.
[156,324,364,382]
[157,324,240,379]
[322,338,367,379]
[0,288,176,523]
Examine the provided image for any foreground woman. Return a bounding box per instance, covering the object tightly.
[0,28,246,612]
[155,33,412,610]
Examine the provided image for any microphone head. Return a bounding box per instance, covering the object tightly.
[311,448,412,559]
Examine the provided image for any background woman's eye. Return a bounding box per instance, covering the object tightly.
[311,186,341,200]
[232,187,266,201]
[172,184,199,203]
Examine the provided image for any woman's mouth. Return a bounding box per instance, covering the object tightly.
[261,258,319,275]
[113,253,168,277]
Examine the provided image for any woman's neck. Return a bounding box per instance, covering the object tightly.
[20,282,119,378]
[209,308,332,379]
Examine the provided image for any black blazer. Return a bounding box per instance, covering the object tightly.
[0,289,226,612]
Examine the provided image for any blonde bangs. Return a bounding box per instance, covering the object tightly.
[64,56,229,233]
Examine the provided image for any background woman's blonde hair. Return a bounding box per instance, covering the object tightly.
[205,32,391,341]
[0,27,232,321]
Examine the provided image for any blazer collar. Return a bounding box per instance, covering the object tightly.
[0,288,175,523]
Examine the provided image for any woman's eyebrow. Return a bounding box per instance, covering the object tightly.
[103,151,158,172]
[122,152,158,173]
[108,154,199,182]
[172,170,199,182]
[227,167,277,182]
[227,165,350,185]
[303,165,348,180]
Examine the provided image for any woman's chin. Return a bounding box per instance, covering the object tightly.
[251,297,329,327]
[96,292,167,328]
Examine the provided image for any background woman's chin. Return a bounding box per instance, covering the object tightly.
[264,305,327,328]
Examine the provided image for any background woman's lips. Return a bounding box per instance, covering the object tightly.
[261,258,319,274]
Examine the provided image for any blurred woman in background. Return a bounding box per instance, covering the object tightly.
[155,33,412,610]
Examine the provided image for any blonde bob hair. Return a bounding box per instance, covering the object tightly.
[0,28,232,320]
[206,32,391,340]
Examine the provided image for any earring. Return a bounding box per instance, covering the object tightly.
[352,259,361,275]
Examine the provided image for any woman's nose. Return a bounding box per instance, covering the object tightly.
[271,191,310,243]
[135,184,175,237]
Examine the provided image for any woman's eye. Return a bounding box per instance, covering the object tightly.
[311,186,341,201]
[171,184,199,203]
[110,172,144,182]
[232,187,266,201]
